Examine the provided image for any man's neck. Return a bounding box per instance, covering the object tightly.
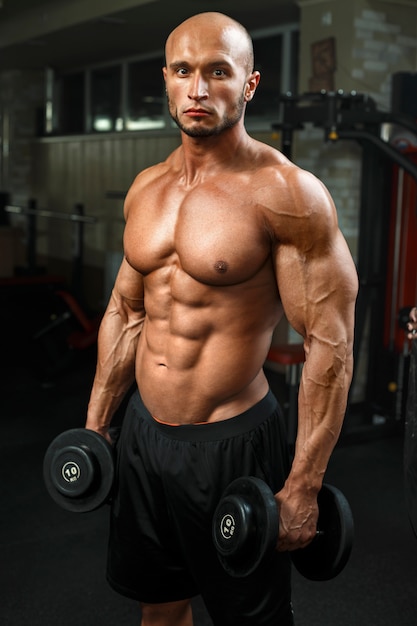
[178,125,251,186]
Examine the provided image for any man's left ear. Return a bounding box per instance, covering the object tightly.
[244,71,261,102]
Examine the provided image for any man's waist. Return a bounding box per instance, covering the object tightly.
[136,363,270,425]
[132,387,279,442]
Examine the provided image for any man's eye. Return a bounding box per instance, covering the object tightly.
[177,68,188,76]
[214,69,226,77]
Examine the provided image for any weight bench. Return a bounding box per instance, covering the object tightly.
[266,343,305,445]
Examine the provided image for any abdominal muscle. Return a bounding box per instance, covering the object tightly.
[135,279,282,425]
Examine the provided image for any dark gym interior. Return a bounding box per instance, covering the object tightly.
[1,1,417,625]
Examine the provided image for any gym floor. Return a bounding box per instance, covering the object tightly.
[1,350,417,626]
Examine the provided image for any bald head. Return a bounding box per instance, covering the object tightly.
[165,12,254,76]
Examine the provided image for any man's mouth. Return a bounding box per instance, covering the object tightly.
[184,108,210,118]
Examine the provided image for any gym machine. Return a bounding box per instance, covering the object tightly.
[1,201,100,379]
[4,200,96,298]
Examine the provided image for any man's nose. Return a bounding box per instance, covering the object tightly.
[188,74,208,100]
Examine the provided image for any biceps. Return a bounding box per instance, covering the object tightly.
[275,239,358,347]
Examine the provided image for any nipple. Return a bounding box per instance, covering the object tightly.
[214,260,229,273]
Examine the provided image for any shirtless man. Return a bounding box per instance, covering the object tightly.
[85,11,358,626]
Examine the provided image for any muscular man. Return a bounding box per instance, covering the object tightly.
[85,12,358,626]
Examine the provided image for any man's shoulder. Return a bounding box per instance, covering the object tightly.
[249,141,315,196]
[252,140,330,201]
[251,142,337,240]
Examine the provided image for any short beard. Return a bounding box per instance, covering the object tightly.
[168,93,245,138]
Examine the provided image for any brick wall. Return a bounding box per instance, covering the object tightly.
[296,1,417,255]
[352,7,417,111]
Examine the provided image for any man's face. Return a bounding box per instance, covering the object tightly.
[163,22,257,138]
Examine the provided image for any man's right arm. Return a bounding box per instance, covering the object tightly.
[85,257,146,440]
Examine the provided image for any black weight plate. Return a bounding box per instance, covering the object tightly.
[212,476,279,577]
[212,494,253,558]
[404,341,417,539]
[50,443,95,497]
[291,484,354,581]
[43,428,114,513]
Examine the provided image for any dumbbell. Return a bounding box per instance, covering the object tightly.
[212,476,354,580]
[43,428,115,513]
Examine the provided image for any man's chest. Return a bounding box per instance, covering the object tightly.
[124,181,271,285]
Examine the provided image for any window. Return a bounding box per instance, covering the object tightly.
[248,34,283,121]
[91,65,122,132]
[126,57,165,130]
[57,72,85,134]
[246,26,299,129]
[50,24,298,136]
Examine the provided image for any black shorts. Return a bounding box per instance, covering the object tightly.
[107,389,294,626]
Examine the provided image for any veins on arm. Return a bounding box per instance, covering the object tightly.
[272,168,358,489]
[97,257,146,369]
[89,257,146,421]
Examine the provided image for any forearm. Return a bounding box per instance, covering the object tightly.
[286,339,353,495]
[86,292,145,434]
